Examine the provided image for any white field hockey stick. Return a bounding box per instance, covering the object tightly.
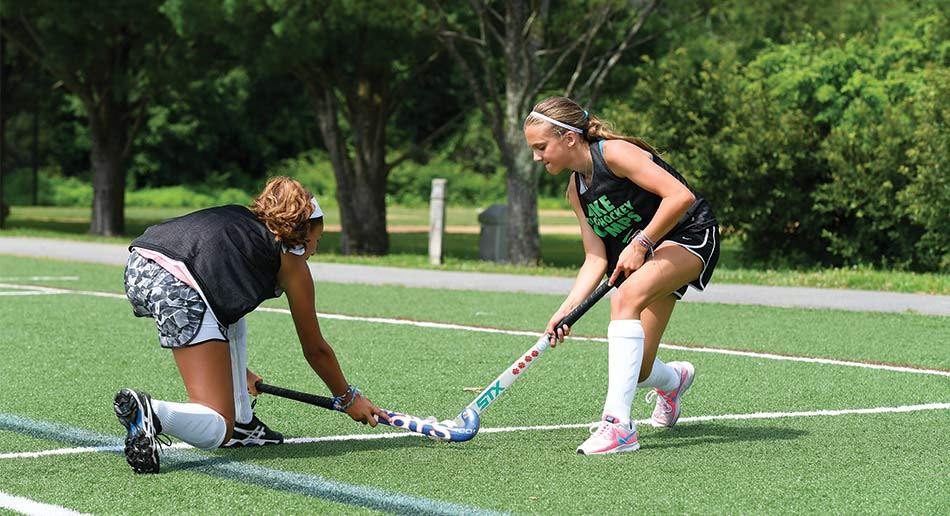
[453,277,623,426]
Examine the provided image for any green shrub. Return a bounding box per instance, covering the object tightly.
[124,186,255,208]
[267,150,337,201]
[1,167,93,207]
[125,186,215,208]
[614,11,949,271]
[49,175,94,206]
[387,157,505,207]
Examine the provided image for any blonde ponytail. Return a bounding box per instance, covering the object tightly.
[525,96,658,155]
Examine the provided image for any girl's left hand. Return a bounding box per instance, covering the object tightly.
[608,243,648,286]
[247,369,263,396]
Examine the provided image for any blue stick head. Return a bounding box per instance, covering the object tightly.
[386,407,479,442]
[445,407,479,442]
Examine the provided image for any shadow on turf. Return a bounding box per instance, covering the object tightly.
[208,436,439,462]
[642,423,807,450]
[158,423,805,471]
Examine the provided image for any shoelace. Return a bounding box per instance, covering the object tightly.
[645,390,672,414]
[141,397,171,453]
[588,420,615,437]
[155,433,172,449]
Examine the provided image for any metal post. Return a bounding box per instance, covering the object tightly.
[428,178,447,265]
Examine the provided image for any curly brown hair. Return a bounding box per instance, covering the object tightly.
[250,176,317,249]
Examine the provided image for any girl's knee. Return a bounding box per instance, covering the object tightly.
[610,290,647,318]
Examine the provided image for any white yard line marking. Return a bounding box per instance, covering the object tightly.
[0,412,503,516]
[0,276,79,281]
[258,308,950,378]
[0,491,89,516]
[1,282,946,378]
[3,402,947,459]
[0,291,64,296]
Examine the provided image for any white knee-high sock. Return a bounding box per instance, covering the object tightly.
[152,400,227,450]
[602,319,645,425]
[229,317,252,425]
[638,358,680,392]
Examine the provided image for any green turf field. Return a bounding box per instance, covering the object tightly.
[0,255,948,514]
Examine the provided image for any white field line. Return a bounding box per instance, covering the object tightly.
[0,491,89,516]
[0,413,501,516]
[0,291,64,296]
[256,307,950,378]
[1,402,947,460]
[0,276,79,281]
[1,283,947,378]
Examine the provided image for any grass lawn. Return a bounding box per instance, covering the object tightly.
[2,205,948,294]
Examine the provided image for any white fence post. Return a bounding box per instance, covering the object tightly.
[428,178,447,265]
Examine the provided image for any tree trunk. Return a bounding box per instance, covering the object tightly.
[88,100,129,236]
[502,0,542,265]
[504,139,540,265]
[305,76,389,255]
[336,166,388,255]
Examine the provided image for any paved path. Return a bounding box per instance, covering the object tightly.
[1,236,947,316]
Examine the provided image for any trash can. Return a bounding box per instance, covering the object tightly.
[478,204,508,262]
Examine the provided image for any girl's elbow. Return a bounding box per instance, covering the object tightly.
[683,190,696,206]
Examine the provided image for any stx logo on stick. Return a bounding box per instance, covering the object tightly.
[476,381,504,410]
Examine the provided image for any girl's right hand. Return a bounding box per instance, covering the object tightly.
[344,394,391,427]
[545,310,572,347]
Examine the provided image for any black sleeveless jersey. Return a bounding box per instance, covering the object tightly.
[130,205,284,325]
[575,140,717,271]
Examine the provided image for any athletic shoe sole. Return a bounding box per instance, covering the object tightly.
[221,436,283,448]
[577,438,641,455]
[113,389,160,474]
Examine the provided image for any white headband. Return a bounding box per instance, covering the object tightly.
[309,197,324,220]
[528,111,584,134]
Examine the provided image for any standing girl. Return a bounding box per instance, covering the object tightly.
[117,176,388,473]
[523,97,719,455]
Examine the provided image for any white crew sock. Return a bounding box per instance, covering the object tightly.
[228,317,252,425]
[152,400,227,450]
[602,319,645,425]
[637,358,680,392]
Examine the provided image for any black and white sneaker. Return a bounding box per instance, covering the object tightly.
[113,388,166,474]
[220,414,283,448]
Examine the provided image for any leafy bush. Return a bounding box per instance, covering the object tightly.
[267,150,337,202]
[1,167,93,207]
[126,184,254,208]
[49,176,94,206]
[387,157,506,207]
[612,11,949,271]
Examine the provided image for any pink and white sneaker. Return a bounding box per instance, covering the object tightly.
[647,361,695,428]
[576,415,640,455]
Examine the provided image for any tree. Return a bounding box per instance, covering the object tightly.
[169,0,450,255]
[1,0,182,235]
[430,0,672,264]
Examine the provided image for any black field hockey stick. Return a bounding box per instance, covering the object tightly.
[254,381,479,442]
[453,276,624,426]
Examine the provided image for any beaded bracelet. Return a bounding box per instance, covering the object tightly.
[332,385,361,411]
[631,229,655,258]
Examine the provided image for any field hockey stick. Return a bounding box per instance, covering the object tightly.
[453,277,624,425]
[255,381,479,442]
